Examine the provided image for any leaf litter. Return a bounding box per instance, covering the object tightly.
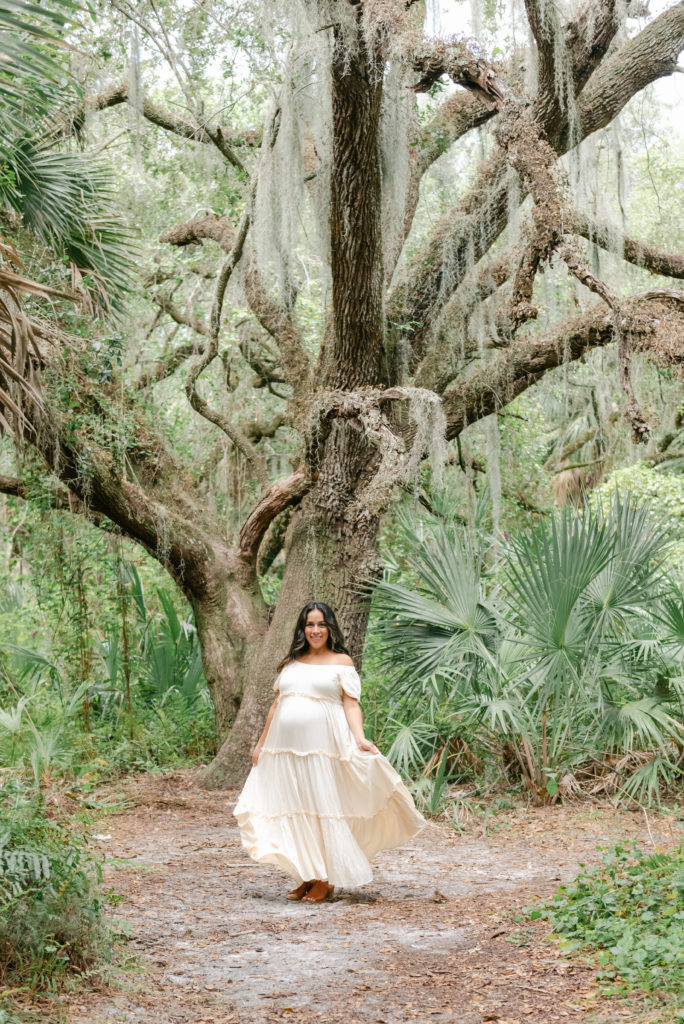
[58,769,681,1024]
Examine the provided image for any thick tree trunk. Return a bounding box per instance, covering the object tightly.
[197,457,382,789]
[324,38,384,388]
[198,29,388,789]
[190,569,267,738]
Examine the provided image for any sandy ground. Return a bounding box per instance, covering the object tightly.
[47,770,682,1024]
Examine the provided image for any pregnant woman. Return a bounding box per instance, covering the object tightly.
[234,601,425,902]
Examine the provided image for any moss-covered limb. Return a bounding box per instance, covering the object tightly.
[570,213,684,280]
[388,3,684,353]
[0,473,31,499]
[509,239,546,329]
[0,472,111,526]
[493,93,656,439]
[242,254,312,393]
[152,292,210,337]
[555,243,651,440]
[19,355,271,734]
[236,321,287,388]
[405,0,619,199]
[630,291,684,368]
[523,0,565,105]
[31,402,215,581]
[257,505,293,576]
[12,319,230,592]
[412,92,494,178]
[440,293,684,442]
[524,0,623,130]
[414,247,515,391]
[561,0,684,149]
[137,337,199,389]
[55,80,255,170]
[409,38,507,105]
[179,209,271,486]
[566,1,628,86]
[159,212,238,253]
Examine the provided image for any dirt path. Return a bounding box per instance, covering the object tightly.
[60,770,680,1024]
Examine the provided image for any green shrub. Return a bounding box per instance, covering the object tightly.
[0,775,113,991]
[89,689,217,780]
[529,842,684,1004]
[371,495,684,807]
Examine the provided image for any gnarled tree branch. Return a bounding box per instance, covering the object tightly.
[571,213,684,280]
[138,338,199,388]
[441,292,684,440]
[237,468,308,571]
[57,81,256,170]
[242,253,311,393]
[184,210,269,486]
[389,4,684,353]
[160,212,237,253]
[153,293,210,337]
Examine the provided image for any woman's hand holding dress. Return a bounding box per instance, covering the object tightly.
[233,660,426,888]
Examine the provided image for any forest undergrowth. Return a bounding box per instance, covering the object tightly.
[3,492,684,1014]
[528,839,684,1012]
[1,771,680,1024]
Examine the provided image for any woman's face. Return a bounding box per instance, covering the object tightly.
[304,609,329,652]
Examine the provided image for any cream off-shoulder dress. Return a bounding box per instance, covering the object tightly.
[233,660,426,887]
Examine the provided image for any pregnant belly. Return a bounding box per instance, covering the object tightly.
[269,695,345,754]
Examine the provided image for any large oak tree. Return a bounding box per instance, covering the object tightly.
[3,0,684,786]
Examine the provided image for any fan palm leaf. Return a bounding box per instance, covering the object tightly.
[617,756,683,807]
[654,589,684,658]
[597,697,683,756]
[372,518,498,690]
[583,496,671,640]
[0,1,78,155]
[385,716,438,777]
[3,138,134,307]
[506,505,615,667]
[0,3,134,436]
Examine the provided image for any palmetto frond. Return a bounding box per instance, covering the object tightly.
[597,697,683,756]
[506,505,615,667]
[0,263,75,433]
[372,517,498,691]
[617,756,683,807]
[385,716,439,777]
[374,493,682,804]
[0,2,134,436]
[654,588,684,658]
[0,1,77,157]
[583,496,672,637]
[4,140,134,306]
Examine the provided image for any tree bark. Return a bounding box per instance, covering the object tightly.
[197,492,381,787]
[199,29,388,787]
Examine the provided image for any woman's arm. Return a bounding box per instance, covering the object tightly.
[252,694,279,765]
[343,694,379,754]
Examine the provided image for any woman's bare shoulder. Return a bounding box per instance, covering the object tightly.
[331,653,355,667]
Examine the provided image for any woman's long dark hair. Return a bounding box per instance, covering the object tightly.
[277,602,350,671]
